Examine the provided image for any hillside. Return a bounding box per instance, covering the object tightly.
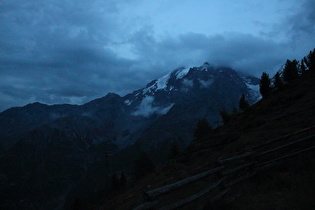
[96,71,315,210]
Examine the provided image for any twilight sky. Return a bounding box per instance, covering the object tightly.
[0,0,315,111]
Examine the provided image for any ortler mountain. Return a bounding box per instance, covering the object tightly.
[0,63,260,209]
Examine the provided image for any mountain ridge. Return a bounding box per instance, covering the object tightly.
[0,63,260,148]
[0,62,260,210]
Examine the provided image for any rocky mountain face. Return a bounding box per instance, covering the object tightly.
[129,63,260,149]
[0,63,260,209]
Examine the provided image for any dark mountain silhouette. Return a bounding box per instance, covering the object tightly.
[0,63,260,209]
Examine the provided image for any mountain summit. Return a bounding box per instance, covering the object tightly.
[123,63,260,119]
[122,63,260,149]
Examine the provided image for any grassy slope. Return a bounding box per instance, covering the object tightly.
[94,71,315,210]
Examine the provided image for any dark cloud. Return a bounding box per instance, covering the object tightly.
[0,0,138,111]
[267,0,315,54]
[128,31,287,76]
[0,0,314,111]
[288,0,315,35]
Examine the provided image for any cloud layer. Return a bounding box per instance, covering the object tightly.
[0,0,314,111]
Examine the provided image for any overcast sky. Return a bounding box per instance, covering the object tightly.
[0,0,314,111]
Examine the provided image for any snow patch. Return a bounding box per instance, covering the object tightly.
[246,83,259,92]
[156,73,171,90]
[240,75,261,102]
[142,86,155,95]
[143,72,172,93]
[124,99,132,105]
[175,66,192,80]
[132,96,174,117]
[245,81,262,102]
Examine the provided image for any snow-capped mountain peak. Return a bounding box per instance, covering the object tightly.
[141,62,218,95]
[122,62,261,119]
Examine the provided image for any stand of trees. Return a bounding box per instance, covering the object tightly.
[283,59,299,82]
[259,48,315,98]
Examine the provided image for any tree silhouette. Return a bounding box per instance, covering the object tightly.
[303,48,315,72]
[259,72,271,98]
[283,59,299,82]
[300,59,306,75]
[239,94,250,111]
[194,118,212,141]
[274,72,283,89]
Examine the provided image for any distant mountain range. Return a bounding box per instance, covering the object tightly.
[0,63,260,209]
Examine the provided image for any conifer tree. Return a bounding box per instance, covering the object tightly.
[300,59,306,75]
[283,59,299,82]
[194,118,212,141]
[220,109,231,125]
[239,94,250,111]
[274,72,283,89]
[259,72,271,98]
[303,48,315,72]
